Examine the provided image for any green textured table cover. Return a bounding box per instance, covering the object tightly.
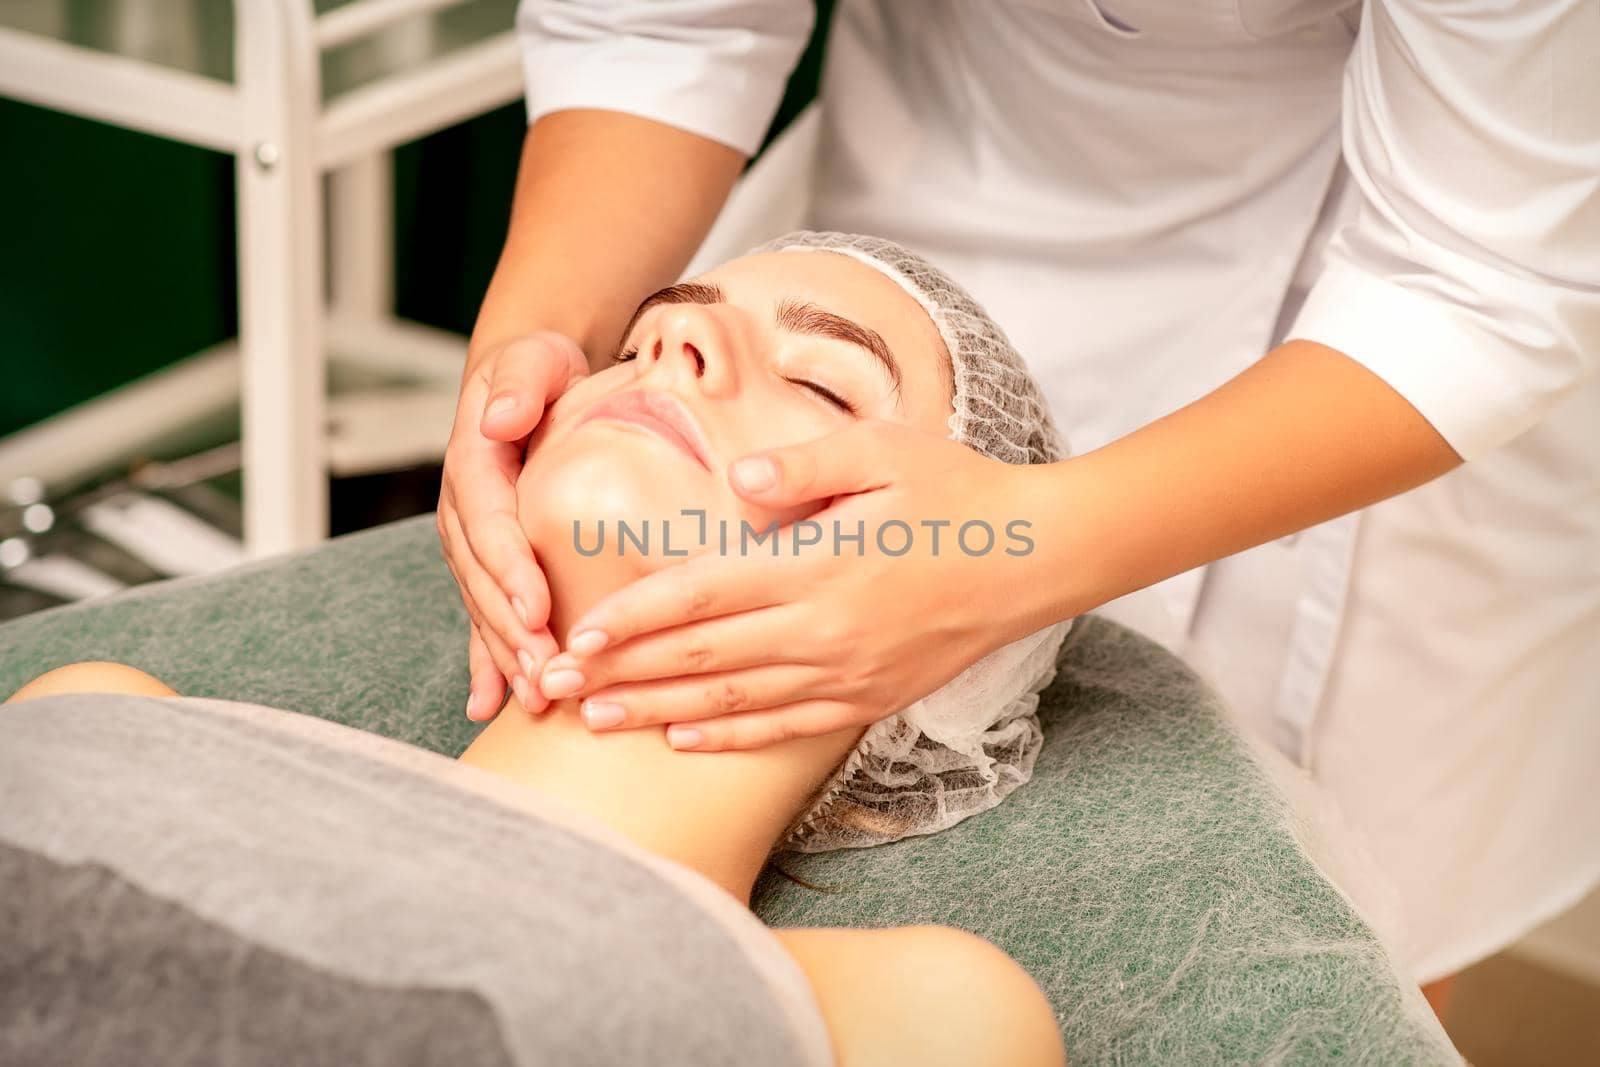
[0,516,1458,1065]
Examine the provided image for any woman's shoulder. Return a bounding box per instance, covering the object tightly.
[772,924,1065,1067]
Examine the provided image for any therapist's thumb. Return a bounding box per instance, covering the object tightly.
[478,332,589,442]
[728,422,900,506]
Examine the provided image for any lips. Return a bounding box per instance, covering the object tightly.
[577,389,714,470]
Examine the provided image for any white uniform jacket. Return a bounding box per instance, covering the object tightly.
[516,0,1600,982]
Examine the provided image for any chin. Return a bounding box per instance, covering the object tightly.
[518,435,724,584]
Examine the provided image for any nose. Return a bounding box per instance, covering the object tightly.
[644,303,739,396]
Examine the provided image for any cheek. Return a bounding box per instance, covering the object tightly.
[519,443,685,534]
[720,401,855,529]
[516,430,730,574]
[525,371,625,454]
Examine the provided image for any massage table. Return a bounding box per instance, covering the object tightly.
[0,515,1460,1064]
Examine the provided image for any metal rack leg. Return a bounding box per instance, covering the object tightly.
[235,1,325,557]
[330,153,393,319]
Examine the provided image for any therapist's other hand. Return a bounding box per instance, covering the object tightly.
[439,331,589,721]
[540,422,1049,750]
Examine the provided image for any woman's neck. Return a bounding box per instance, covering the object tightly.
[458,688,859,905]
[454,555,861,903]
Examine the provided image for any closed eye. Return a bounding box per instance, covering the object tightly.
[613,332,856,414]
[787,377,858,416]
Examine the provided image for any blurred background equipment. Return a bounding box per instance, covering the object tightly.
[0,0,525,557]
[0,0,827,623]
[0,457,242,621]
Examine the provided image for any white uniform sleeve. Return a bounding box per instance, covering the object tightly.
[1287,0,1600,462]
[515,0,816,157]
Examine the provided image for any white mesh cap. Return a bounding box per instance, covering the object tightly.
[748,231,1075,852]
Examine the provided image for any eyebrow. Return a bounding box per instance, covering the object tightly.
[774,298,902,399]
[617,282,904,403]
[617,281,723,346]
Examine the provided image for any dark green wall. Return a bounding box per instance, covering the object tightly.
[0,96,536,439]
[0,99,238,436]
[0,2,832,440]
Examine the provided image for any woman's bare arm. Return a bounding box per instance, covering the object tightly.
[470,108,747,371]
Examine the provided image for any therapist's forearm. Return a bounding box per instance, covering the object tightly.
[1039,339,1464,618]
[470,109,746,369]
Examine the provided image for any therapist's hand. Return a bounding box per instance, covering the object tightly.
[439,331,589,721]
[537,422,1056,750]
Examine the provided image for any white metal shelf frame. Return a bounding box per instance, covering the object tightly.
[0,0,524,556]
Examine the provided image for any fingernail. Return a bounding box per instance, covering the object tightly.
[731,456,777,492]
[542,668,585,698]
[567,629,608,657]
[582,700,625,730]
[667,726,703,749]
[517,650,535,678]
[512,676,530,706]
[512,597,531,628]
[465,692,481,718]
[488,394,517,418]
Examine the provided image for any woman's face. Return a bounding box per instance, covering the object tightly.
[517,249,955,602]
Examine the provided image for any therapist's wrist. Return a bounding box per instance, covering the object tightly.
[964,459,1101,647]
[1013,457,1122,627]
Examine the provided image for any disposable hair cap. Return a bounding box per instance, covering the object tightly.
[750,231,1075,852]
